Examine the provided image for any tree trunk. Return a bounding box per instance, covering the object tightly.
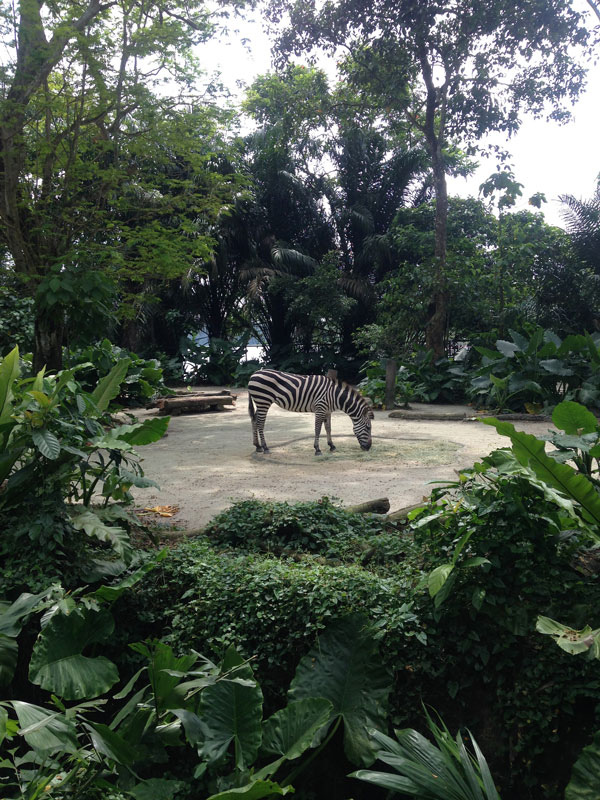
[34,311,65,372]
[424,133,449,359]
[418,44,449,360]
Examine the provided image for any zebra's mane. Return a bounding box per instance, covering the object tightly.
[330,376,372,407]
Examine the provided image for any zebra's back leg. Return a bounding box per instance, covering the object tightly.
[324,413,336,451]
[314,411,326,455]
[255,404,272,453]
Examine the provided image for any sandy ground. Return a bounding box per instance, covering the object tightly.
[133,390,555,529]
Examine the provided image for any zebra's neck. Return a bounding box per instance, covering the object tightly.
[332,382,365,416]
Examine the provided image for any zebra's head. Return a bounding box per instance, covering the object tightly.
[351,404,374,450]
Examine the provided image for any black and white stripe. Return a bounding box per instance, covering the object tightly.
[248,369,374,455]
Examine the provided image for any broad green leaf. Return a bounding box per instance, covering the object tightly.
[91,358,131,411]
[350,768,420,794]
[198,646,263,769]
[483,419,600,530]
[206,779,293,800]
[0,634,18,687]
[539,359,574,376]
[29,607,119,700]
[0,590,49,637]
[129,779,186,800]
[91,550,167,602]
[0,346,19,420]
[428,564,454,598]
[70,510,133,561]
[12,701,78,755]
[28,390,52,407]
[83,721,139,765]
[32,428,61,459]
[463,557,491,568]
[536,616,600,658]
[565,730,600,799]
[146,642,197,712]
[112,416,170,446]
[495,339,520,357]
[289,614,391,766]
[552,401,598,435]
[261,697,333,760]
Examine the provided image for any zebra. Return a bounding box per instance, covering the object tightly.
[247,368,374,455]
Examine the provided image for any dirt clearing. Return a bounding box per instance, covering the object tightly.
[133,390,554,528]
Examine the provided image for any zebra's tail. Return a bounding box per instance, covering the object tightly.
[248,390,256,421]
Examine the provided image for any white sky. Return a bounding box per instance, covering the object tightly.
[204,13,600,230]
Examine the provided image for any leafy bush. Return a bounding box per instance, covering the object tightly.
[403,349,467,403]
[358,360,415,408]
[0,285,34,355]
[181,333,250,385]
[234,358,262,386]
[122,476,600,798]
[1,346,169,595]
[469,327,600,411]
[66,338,173,406]
[1,581,390,800]
[205,497,402,565]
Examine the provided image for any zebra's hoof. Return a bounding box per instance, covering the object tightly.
[315,449,322,456]
[329,445,336,452]
[263,447,271,454]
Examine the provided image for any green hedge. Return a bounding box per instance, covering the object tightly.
[116,494,600,799]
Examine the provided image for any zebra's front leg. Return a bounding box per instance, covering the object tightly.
[324,413,336,451]
[314,413,325,455]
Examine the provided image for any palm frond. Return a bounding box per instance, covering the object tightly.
[337,272,375,303]
[271,245,317,276]
[350,204,375,234]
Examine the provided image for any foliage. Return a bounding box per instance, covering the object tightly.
[0,0,245,370]
[358,360,415,408]
[67,338,173,406]
[0,587,387,800]
[403,350,467,403]
[351,709,500,799]
[0,346,169,594]
[204,497,405,565]
[181,334,251,385]
[469,327,600,411]
[0,286,34,355]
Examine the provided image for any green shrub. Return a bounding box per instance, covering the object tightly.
[469,327,600,411]
[66,338,172,406]
[204,497,407,567]
[358,360,415,408]
[181,334,250,385]
[121,538,418,704]
[1,346,169,597]
[119,482,600,798]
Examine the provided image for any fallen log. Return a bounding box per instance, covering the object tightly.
[388,409,466,420]
[387,501,430,521]
[156,394,235,416]
[346,497,390,514]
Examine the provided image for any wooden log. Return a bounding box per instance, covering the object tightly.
[156,394,235,416]
[387,501,429,521]
[346,497,390,514]
[388,409,467,420]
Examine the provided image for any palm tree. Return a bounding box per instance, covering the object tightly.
[560,180,600,272]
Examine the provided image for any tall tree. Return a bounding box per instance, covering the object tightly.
[267,0,594,356]
[0,0,240,370]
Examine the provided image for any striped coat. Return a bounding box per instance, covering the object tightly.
[248,369,373,455]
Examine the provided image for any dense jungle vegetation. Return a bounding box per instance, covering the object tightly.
[2,0,600,798]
